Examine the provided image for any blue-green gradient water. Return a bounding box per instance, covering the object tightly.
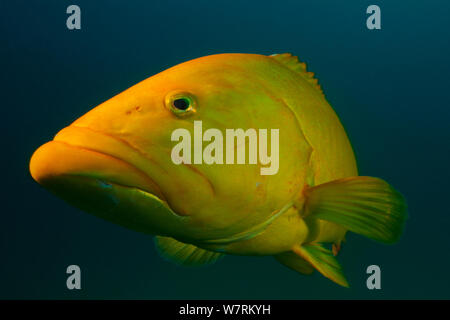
[1,0,449,299]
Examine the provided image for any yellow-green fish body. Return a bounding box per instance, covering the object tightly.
[29,53,406,287]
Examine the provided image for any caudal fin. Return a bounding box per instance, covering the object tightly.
[304,176,407,244]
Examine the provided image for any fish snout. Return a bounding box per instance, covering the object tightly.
[29,126,165,201]
[29,126,189,236]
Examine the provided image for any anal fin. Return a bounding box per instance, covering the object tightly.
[155,236,224,266]
[275,251,315,275]
[293,243,349,287]
[332,241,342,256]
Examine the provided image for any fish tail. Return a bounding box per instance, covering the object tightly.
[275,176,407,287]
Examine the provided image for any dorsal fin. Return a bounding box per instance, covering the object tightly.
[154,236,224,266]
[270,53,324,97]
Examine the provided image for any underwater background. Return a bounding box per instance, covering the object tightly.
[1,0,449,299]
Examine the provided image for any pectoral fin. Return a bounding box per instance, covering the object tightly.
[154,236,224,266]
[304,176,407,244]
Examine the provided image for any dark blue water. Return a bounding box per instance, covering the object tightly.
[1,0,449,299]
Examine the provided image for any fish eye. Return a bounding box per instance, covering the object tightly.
[173,98,190,111]
[165,92,196,116]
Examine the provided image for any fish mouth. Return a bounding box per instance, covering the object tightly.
[29,126,185,235]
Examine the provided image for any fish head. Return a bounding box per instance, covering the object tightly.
[29,54,311,242]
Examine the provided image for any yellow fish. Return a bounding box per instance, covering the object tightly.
[29,53,407,287]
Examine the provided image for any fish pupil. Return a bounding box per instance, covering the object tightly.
[173,98,190,111]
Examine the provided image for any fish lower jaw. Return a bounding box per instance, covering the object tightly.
[39,173,184,236]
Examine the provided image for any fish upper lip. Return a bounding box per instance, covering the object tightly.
[47,125,169,202]
[63,141,167,201]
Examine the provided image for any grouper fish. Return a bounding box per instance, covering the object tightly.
[29,53,407,287]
